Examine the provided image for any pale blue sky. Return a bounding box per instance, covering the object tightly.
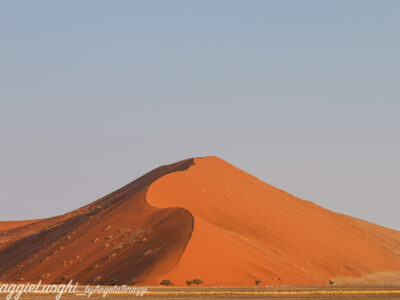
[1,1,399,229]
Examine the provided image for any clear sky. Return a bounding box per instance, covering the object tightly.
[1,1,399,229]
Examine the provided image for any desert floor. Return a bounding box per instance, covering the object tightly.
[6,287,400,300]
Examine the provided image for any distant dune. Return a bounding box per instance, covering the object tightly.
[1,156,399,286]
[0,220,38,231]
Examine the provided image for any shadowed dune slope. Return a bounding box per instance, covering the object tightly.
[1,156,400,287]
[0,159,195,285]
[147,156,400,286]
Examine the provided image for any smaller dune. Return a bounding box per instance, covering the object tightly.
[0,220,38,231]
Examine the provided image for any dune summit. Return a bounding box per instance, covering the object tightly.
[1,156,400,287]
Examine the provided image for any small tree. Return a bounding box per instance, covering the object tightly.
[328,279,335,287]
[192,278,204,286]
[160,280,174,286]
[255,280,261,286]
[186,281,193,286]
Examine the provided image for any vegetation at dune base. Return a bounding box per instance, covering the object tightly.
[186,278,204,286]
[328,279,335,286]
[255,280,261,286]
[160,280,174,286]
[110,277,118,285]
[192,279,203,285]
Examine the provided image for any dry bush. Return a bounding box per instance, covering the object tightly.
[160,279,174,286]
[192,278,204,285]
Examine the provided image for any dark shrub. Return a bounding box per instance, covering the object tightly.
[192,278,203,286]
[160,280,174,286]
[110,277,118,285]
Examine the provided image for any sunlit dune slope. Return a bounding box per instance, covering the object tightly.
[147,156,400,286]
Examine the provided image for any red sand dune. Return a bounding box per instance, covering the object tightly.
[1,156,400,286]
